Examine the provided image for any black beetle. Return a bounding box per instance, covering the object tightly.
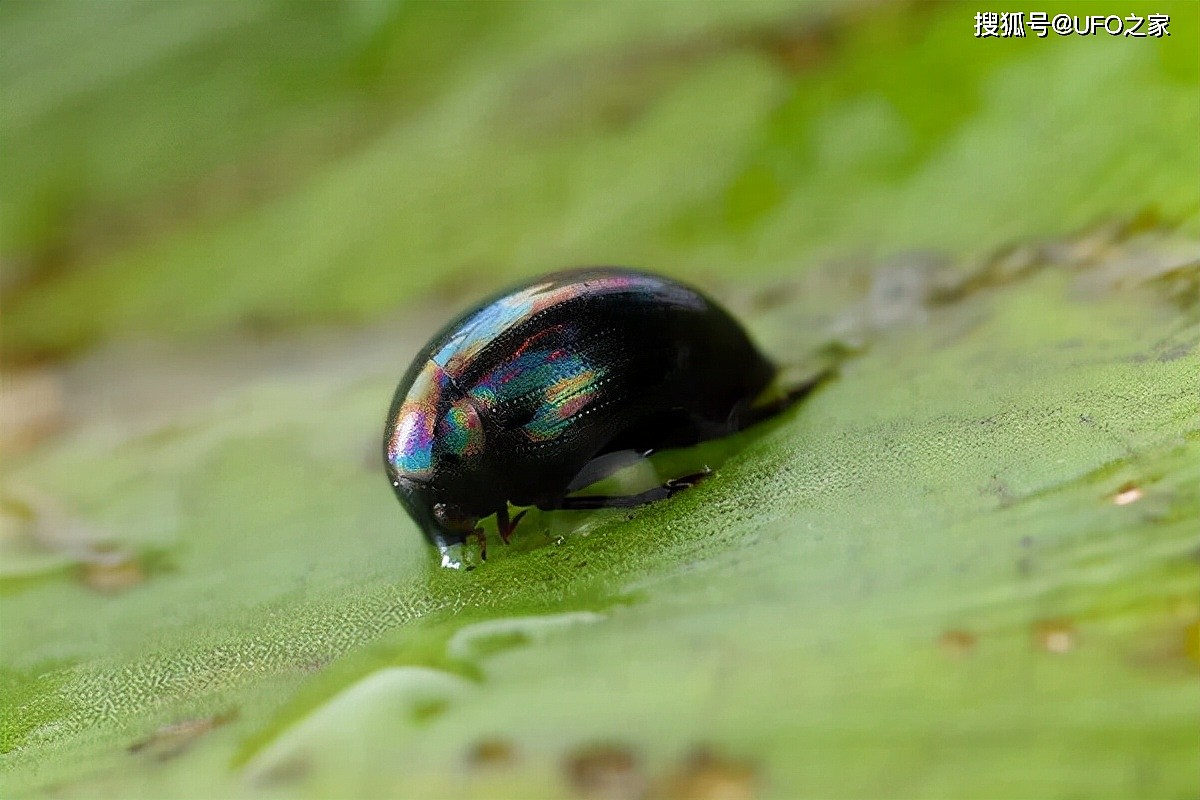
[384,267,815,568]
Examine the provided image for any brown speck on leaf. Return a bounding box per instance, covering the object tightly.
[662,748,757,800]
[467,738,519,769]
[1171,596,1200,620]
[1033,619,1077,654]
[938,629,977,657]
[564,743,646,800]
[1184,620,1200,667]
[1068,224,1200,305]
[744,20,835,74]
[80,551,145,593]
[251,755,311,787]
[0,369,65,455]
[1156,342,1193,362]
[300,657,330,674]
[2,484,158,593]
[748,282,799,312]
[1112,483,1144,506]
[128,710,237,760]
[1149,262,1200,309]
[1126,612,1200,673]
[410,698,448,723]
[983,475,1015,507]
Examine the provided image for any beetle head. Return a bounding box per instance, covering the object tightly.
[384,358,495,565]
[389,476,482,567]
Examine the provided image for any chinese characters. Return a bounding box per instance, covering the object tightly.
[974,12,1170,38]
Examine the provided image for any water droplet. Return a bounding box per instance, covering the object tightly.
[438,538,484,570]
[448,612,604,661]
[243,667,472,783]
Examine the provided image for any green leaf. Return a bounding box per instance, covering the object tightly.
[2,3,1197,798]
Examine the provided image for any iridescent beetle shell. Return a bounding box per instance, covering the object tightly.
[383,267,780,568]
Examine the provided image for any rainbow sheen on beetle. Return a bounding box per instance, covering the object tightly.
[383,267,794,569]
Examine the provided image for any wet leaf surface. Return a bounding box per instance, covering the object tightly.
[2,3,1198,799]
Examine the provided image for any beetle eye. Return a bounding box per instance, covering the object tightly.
[438,398,485,457]
[432,502,474,531]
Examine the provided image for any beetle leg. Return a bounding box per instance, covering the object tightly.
[495,506,509,543]
[470,527,487,561]
[542,469,711,511]
[733,366,837,430]
[494,506,528,544]
[565,449,653,493]
[665,469,711,491]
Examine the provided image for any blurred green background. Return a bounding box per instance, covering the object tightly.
[2,2,1198,799]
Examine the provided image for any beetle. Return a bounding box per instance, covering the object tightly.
[383,267,818,568]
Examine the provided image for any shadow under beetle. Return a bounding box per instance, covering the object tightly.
[383,267,821,569]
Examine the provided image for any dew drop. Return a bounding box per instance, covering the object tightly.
[438,538,484,570]
[447,612,604,661]
[242,667,472,784]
